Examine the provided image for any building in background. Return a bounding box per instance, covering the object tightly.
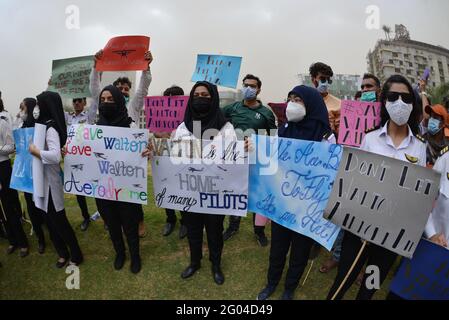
[297,74,362,100]
[367,24,449,88]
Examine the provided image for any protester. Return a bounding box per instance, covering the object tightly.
[222,74,276,247]
[0,97,29,257]
[422,104,449,167]
[257,85,332,300]
[360,73,381,102]
[29,91,83,267]
[327,75,426,300]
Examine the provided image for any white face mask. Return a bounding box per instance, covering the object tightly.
[386,99,413,126]
[32,106,40,120]
[286,101,307,122]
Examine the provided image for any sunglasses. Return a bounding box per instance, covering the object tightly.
[386,92,414,104]
[319,77,333,85]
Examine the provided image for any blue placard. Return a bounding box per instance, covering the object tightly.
[248,135,342,251]
[390,239,449,300]
[191,54,242,89]
[10,128,34,193]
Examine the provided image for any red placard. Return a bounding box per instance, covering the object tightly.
[96,36,150,71]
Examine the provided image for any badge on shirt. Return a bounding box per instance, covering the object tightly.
[405,153,419,164]
[255,113,261,120]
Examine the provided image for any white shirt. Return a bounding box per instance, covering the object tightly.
[425,151,449,242]
[0,111,15,162]
[34,127,65,213]
[90,69,152,127]
[360,122,427,167]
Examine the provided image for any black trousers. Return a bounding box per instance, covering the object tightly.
[267,222,314,291]
[24,192,45,244]
[43,191,83,263]
[228,213,265,235]
[166,209,186,225]
[327,231,398,300]
[76,195,90,221]
[96,199,140,259]
[0,203,6,237]
[184,212,225,266]
[0,160,28,248]
[138,203,144,223]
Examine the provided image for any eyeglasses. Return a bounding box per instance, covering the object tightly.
[319,77,332,85]
[386,92,415,104]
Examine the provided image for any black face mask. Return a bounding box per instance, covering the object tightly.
[99,102,119,120]
[191,97,211,117]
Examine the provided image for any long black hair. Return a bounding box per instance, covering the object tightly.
[36,91,67,147]
[0,98,4,112]
[380,74,420,135]
[22,98,37,128]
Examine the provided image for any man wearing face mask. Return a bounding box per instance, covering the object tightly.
[91,49,153,238]
[423,104,449,167]
[309,63,341,135]
[222,74,276,247]
[360,73,381,103]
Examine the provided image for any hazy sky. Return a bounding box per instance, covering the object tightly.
[1,0,449,114]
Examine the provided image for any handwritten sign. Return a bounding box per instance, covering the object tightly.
[390,239,449,300]
[152,140,248,216]
[145,96,189,133]
[48,55,94,99]
[338,100,381,147]
[10,128,34,193]
[96,36,150,72]
[268,103,287,127]
[324,147,440,258]
[63,124,149,205]
[248,135,342,251]
[191,54,242,89]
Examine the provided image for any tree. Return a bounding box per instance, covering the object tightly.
[429,82,449,105]
[382,25,391,41]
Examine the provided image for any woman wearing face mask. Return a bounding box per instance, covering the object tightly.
[29,92,83,267]
[175,81,236,285]
[422,104,449,167]
[327,75,426,300]
[0,98,29,257]
[257,85,333,301]
[20,98,47,254]
[94,85,144,274]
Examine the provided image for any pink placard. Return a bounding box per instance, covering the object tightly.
[338,100,381,147]
[145,96,189,133]
[255,214,269,227]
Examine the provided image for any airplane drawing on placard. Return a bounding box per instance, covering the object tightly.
[132,133,145,139]
[94,152,107,160]
[71,164,84,171]
[188,167,204,173]
[133,184,142,189]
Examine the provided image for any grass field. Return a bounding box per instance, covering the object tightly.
[0,176,393,300]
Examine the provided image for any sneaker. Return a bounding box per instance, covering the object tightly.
[90,211,101,221]
[80,219,90,232]
[256,234,269,247]
[257,285,276,300]
[223,228,238,241]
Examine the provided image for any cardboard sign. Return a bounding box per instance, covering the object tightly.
[324,147,441,258]
[10,128,34,193]
[191,54,242,89]
[152,140,248,216]
[95,36,150,71]
[390,239,449,300]
[48,55,94,98]
[338,100,381,147]
[248,135,342,251]
[268,103,287,127]
[145,96,189,133]
[63,124,149,205]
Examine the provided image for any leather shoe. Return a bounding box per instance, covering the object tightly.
[163,222,175,237]
[6,246,17,255]
[19,248,29,258]
[56,259,68,269]
[130,256,141,274]
[38,242,46,255]
[181,264,200,279]
[257,285,276,300]
[179,224,188,239]
[280,290,294,300]
[223,228,238,241]
[212,265,225,285]
[80,219,90,232]
[114,254,126,270]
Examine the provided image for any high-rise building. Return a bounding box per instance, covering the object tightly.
[297,74,362,100]
[367,25,449,88]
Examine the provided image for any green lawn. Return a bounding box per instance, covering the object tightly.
[0,176,393,300]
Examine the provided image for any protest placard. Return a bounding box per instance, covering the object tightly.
[390,239,449,300]
[248,135,342,251]
[63,124,149,205]
[48,55,94,98]
[324,147,441,258]
[95,36,150,71]
[10,128,34,193]
[338,100,381,147]
[145,96,189,133]
[191,54,242,89]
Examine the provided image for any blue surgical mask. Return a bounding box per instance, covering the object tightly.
[242,86,258,100]
[361,91,377,102]
[124,96,130,104]
[317,80,330,94]
[428,117,442,135]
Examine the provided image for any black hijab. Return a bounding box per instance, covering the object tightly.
[36,91,67,147]
[279,85,331,142]
[97,85,133,128]
[22,98,36,128]
[183,81,227,139]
